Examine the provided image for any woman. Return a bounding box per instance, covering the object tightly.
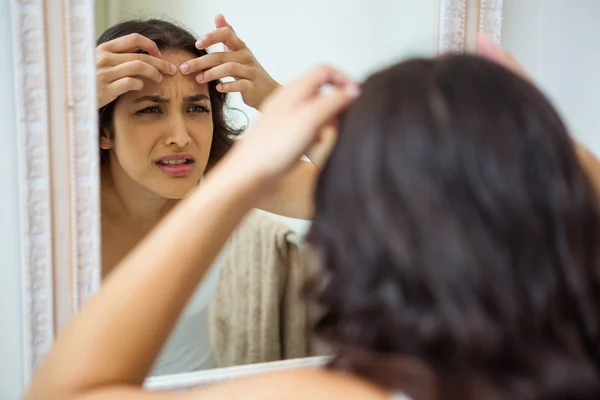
[25,39,600,399]
[97,16,329,373]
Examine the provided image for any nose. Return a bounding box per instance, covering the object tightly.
[164,116,191,148]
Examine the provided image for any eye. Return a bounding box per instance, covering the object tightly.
[136,106,162,115]
[188,104,211,114]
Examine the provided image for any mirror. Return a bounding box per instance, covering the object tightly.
[93,0,453,379]
[96,0,460,376]
[5,0,502,395]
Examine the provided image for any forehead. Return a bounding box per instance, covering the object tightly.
[119,50,210,104]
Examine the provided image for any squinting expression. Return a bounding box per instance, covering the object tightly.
[102,50,213,199]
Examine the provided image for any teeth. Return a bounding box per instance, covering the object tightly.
[161,159,188,165]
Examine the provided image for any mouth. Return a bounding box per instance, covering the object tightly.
[156,159,194,166]
[155,155,195,177]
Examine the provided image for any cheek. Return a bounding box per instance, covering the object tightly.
[189,121,214,156]
[113,126,156,164]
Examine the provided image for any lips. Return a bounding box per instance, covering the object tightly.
[155,154,195,177]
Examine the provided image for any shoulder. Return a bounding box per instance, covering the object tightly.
[186,367,390,400]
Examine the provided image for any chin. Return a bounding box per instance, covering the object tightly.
[153,179,199,199]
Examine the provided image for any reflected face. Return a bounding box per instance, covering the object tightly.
[103,50,213,199]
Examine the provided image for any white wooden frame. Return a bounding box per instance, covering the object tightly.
[11,0,101,388]
[10,0,503,392]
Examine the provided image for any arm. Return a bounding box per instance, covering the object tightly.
[72,369,386,400]
[257,125,338,219]
[256,160,318,219]
[25,159,264,400]
[24,65,358,400]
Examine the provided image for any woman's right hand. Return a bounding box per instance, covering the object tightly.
[96,33,177,108]
[223,64,360,184]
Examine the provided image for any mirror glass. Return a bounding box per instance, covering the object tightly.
[94,0,442,377]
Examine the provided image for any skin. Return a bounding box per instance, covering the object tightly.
[23,35,600,400]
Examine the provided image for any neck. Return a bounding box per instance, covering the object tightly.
[101,162,177,225]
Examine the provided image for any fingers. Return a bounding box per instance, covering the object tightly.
[214,13,233,31]
[96,34,178,108]
[285,65,359,104]
[215,80,253,93]
[99,60,165,85]
[477,35,505,63]
[195,62,253,83]
[99,33,162,58]
[196,26,245,51]
[99,53,177,76]
[101,77,144,104]
[477,34,529,80]
[180,50,252,76]
[299,88,358,131]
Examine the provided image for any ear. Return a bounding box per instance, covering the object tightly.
[100,133,114,150]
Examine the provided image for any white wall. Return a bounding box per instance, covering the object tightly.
[96,0,441,233]
[0,0,24,397]
[503,0,600,155]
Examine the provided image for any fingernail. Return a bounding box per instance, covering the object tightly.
[196,73,204,83]
[196,39,204,49]
[170,64,177,74]
[180,63,189,74]
[158,50,162,58]
[158,74,163,81]
[216,83,223,91]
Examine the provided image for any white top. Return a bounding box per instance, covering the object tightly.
[149,250,225,376]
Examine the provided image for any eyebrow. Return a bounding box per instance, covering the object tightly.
[133,94,210,103]
[185,94,210,102]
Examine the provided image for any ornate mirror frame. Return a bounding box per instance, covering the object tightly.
[8,0,503,393]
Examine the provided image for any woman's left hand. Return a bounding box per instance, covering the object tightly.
[179,14,280,109]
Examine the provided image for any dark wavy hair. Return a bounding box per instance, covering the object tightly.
[96,19,242,167]
[308,54,600,399]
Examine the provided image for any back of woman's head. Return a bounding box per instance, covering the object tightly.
[309,54,600,399]
[97,19,240,166]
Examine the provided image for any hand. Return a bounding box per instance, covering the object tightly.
[96,33,177,108]
[477,34,530,81]
[226,65,360,181]
[179,14,280,109]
